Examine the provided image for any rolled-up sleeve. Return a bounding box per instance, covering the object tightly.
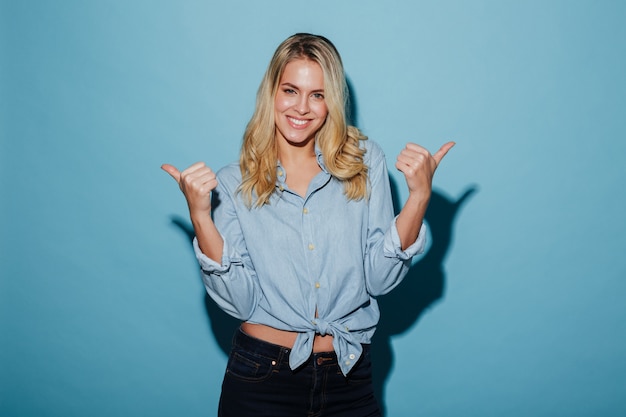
[385,217,426,260]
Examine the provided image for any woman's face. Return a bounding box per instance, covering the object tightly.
[274,58,328,148]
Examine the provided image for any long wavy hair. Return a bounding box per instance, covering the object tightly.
[238,33,368,208]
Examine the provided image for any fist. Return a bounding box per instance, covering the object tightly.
[395,141,455,196]
[161,162,218,215]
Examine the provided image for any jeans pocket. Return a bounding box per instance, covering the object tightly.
[226,349,274,382]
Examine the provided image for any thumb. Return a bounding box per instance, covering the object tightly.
[433,141,456,166]
[161,163,181,184]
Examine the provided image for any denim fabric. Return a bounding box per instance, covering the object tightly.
[195,140,426,375]
[218,328,381,417]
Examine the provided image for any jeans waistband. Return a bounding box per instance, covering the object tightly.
[233,327,291,359]
[233,327,343,368]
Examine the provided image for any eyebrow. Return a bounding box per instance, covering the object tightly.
[280,82,324,93]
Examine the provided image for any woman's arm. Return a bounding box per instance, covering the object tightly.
[162,162,260,320]
[361,141,454,296]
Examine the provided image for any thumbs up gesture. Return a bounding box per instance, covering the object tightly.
[395,142,455,198]
[161,162,218,216]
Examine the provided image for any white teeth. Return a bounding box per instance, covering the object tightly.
[288,117,308,126]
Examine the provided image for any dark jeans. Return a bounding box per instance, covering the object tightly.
[218,328,381,417]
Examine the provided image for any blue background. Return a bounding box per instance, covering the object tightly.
[2,1,625,416]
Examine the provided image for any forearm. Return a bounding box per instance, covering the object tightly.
[395,191,430,250]
[190,210,224,263]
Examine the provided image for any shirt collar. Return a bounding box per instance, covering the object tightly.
[314,142,329,174]
[275,141,329,178]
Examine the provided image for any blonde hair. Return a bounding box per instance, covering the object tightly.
[238,33,368,207]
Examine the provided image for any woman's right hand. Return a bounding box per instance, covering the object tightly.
[161,162,218,217]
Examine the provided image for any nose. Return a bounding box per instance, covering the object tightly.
[295,96,310,115]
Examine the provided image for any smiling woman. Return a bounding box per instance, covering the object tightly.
[161,33,453,417]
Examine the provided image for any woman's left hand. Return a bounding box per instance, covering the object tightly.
[395,141,455,199]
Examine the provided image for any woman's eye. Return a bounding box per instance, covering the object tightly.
[312,93,324,99]
[284,88,296,94]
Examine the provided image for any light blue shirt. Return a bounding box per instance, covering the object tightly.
[193,140,426,375]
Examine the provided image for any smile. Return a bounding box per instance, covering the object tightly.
[288,117,310,127]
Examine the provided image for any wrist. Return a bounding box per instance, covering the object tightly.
[189,208,212,224]
[406,189,431,206]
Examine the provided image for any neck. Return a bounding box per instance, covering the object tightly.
[277,139,316,166]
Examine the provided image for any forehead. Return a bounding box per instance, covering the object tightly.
[280,59,324,87]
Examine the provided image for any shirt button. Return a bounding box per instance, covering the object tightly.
[315,282,320,289]
[345,360,351,366]
[308,243,315,250]
[279,185,284,191]
[278,169,284,177]
[349,353,356,360]
[303,207,309,214]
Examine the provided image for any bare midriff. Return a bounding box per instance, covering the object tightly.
[241,322,335,353]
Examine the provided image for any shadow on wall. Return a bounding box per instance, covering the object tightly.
[372,182,477,415]
[170,217,241,355]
